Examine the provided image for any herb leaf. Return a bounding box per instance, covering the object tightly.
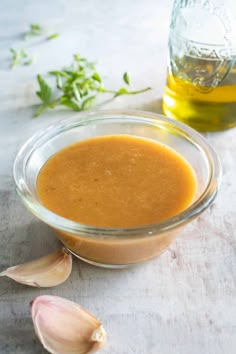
[47,33,59,41]
[36,75,53,104]
[49,70,70,78]
[73,54,81,62]
[81,96,96,110]
[31,24,42,32]
[92,72,102,83]
[114,87,129,97]
[123,72,130,85]
[60,97,81,111]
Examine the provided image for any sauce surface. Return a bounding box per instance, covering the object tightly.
[37,135,197,227]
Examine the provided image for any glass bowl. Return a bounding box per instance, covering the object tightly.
[13,110,221,268]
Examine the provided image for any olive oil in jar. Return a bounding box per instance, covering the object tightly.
[163,57,236,131]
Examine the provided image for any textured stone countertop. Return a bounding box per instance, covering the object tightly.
[0,0,236,353]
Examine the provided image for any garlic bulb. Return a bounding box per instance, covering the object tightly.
[0,248,72,287]
[31,295,107,354]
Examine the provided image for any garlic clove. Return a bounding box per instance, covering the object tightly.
[0,247,72,287]
[31,295,107,354]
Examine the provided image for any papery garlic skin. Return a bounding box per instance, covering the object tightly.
[0,248,72,287]
[31,295,107,354]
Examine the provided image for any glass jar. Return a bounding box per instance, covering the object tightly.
[163,0,236,131]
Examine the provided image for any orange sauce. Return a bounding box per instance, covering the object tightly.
[37,135,197,228]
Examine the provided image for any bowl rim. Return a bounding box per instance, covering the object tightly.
[13,109,222,238]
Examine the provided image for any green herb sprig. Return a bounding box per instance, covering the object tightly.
[24,23,59,41]
[10,48,33,68]
[24,24,43,40]
[34,54,151,117]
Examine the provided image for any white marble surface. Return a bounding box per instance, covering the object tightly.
[0,1,236,353]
